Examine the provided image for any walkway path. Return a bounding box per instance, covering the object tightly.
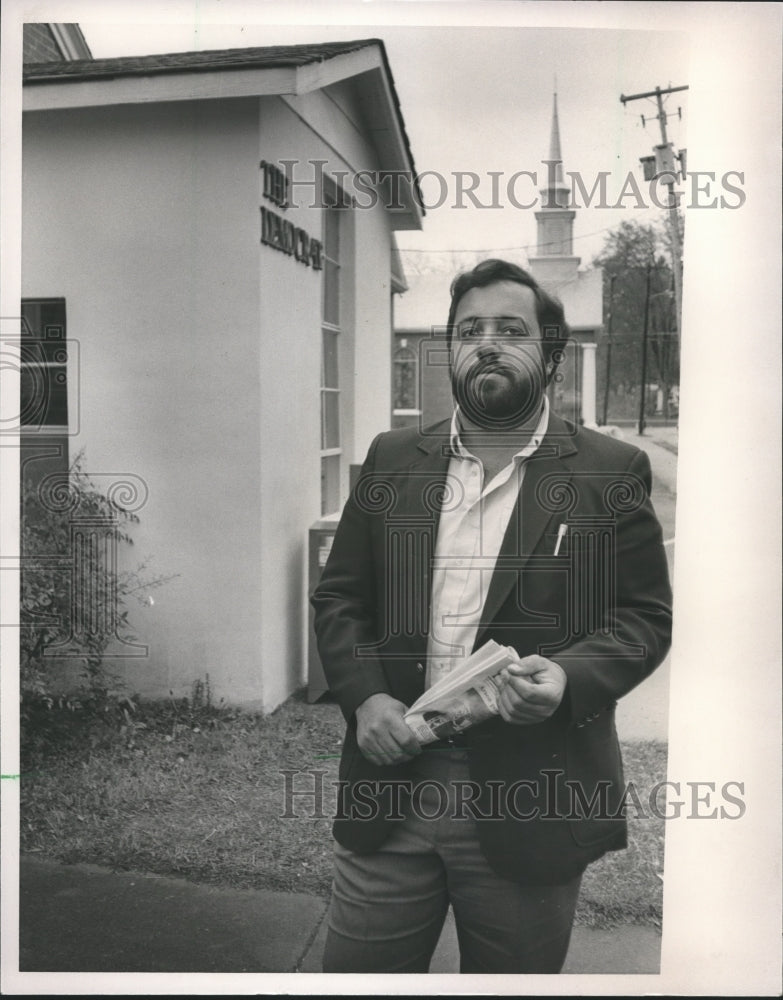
[19,857,661,975]
[609,427,678,743]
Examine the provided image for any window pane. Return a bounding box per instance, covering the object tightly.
[320,189,342,518]
[321,454,340,516]
[323,259,340,326]
[20,367,68,427]
[393,351,417,410]
[322,330,339,389]
[20,365,46,427]
[323,205,340,261]
[321,390,340,449]
[21,299,66,342]
[20,300,68,428]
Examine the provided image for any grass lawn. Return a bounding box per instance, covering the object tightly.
[21,690,666,928]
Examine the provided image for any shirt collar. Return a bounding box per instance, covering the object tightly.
[450,394,550,462]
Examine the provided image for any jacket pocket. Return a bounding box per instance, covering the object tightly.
[565,705,626,847]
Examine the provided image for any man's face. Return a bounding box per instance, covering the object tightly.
[450,280,547,430]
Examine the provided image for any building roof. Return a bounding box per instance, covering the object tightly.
[23,23,93,63]
[22,40,382,83]
[23,38,423,229]
[389,234,408,294]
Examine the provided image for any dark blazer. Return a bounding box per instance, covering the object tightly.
[311,412,672,884]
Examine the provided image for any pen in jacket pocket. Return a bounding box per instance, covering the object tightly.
[553,523,568,556]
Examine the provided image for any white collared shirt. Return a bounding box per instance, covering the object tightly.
[425,396,550,688]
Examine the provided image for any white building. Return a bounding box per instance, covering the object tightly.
[22,40,421,711]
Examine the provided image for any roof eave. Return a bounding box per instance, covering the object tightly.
[22,63,301,109]
[22,41,423,231]
[295,45,423,230]
[48,23,93,61]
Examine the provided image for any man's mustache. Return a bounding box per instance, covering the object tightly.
[459,355,536,382]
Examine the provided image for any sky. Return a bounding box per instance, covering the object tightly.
[79,16,690,273]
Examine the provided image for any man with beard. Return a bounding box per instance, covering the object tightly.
[312,258,672,974]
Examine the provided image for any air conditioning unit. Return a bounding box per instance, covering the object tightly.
[307,515,340,701]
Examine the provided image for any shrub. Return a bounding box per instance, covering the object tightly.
[20,451,175,711]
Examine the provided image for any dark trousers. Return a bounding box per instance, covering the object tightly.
[323,748,582,973]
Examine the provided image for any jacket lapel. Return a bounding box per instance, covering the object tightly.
[393,421,452,660]
[400,421,453,530]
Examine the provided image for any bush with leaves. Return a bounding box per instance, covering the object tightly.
[20,451,175,714]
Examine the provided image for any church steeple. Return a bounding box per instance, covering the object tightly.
[535,90,576,258]
[527,86,603,432]
[548,89,565,183]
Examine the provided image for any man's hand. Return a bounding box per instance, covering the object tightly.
[497,655,567,725]
[355,693,422,766]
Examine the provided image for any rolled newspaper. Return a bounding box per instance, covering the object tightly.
[404,640,520,744]
[405,675,502,744]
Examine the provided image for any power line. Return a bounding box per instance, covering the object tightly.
[395,222,622,256]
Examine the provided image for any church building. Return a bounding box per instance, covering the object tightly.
[393,92,603,430]
[527,91,603,427]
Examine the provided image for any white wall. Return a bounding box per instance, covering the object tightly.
[255,97,324,709]
[23,84,400,712]
[23,98,266,706]
[352,210,395,460]
[255,92,394,710]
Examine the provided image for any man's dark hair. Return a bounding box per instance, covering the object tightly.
[446,259,571,379]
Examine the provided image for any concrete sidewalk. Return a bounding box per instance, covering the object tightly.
[631,427,678,497]
[18,857,661,975]
[598,423,678,497]
[604,426,676,744]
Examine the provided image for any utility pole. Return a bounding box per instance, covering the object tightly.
[602,273,616,426]
[638,263,652,436]
[620,84,687,341]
